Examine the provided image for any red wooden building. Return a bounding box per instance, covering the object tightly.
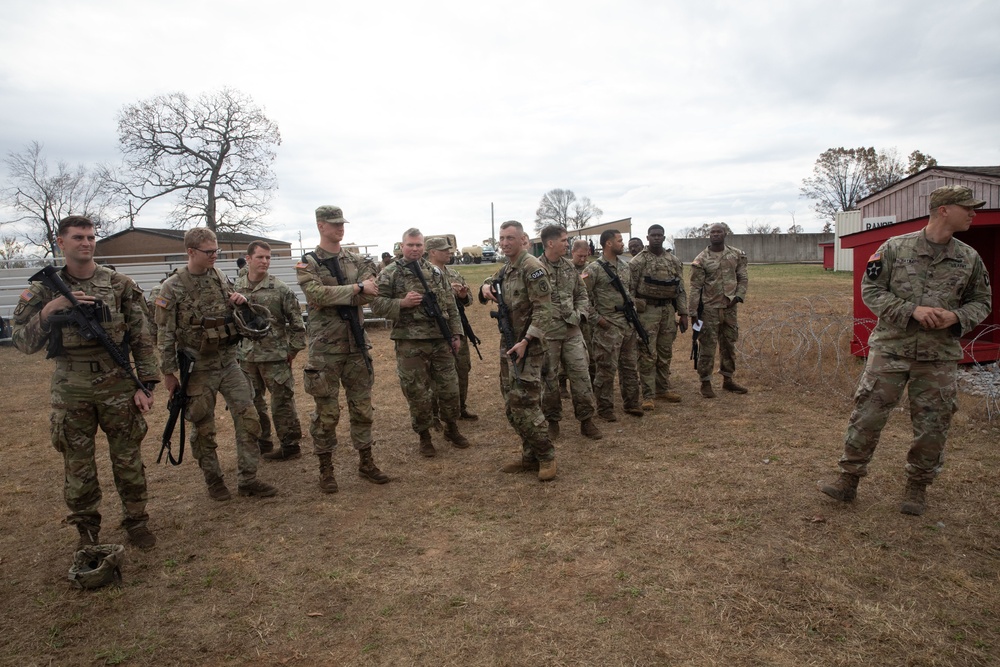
[839,166,1000,363]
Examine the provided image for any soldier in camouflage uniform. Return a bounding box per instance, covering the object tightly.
[296,205,390,493]
[537,225,602,441]
[582,230,644,421]
[371,230,471,457]
[235,241,306,461]
[820,186,993,516]
[13,216,160,550]
[480,220,557,481]
[155,228,278,501]
[571,239,596,384]
[427,236,479,421]
[629,224,689,408]
[688,223,749,398]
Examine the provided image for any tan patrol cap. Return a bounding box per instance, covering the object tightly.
[425,237,453,251]
[929,186,986,210]
[316,205,349,223]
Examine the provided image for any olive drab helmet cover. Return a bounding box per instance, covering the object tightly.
[233,302,273,340]
[68,544,125,590]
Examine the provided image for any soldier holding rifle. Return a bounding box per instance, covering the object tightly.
[426,235,480,422]
[296,206,390,493]
[582,229,645,420]
[480,220,557,481]
[12,215,160,550]
[371,228,472,457]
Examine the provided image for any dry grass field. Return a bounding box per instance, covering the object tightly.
[1,263,997,666]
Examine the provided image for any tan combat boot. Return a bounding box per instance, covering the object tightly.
[206,476,232,501]
[538,458,557,482]
[656,391,682,403]
[700,381,716,398]
[580,418,603,440]
[641,399,655,411]
[501,459,539,473]
[419,430,436,457]
[263,443,301,461]
[238,479,278,498]
[443,422,471,449]
[358,447,390,484]
[318,453,338,494]
[819,473,860,502]
[723,377,748,394]
[900,480,928,516]
[126,524,157,549]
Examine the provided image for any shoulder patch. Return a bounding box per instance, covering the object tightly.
[154,295,170,309]
[528,269,545,281]
[295,261,309,269]
[20,288,33,302]
[865,252,883,280]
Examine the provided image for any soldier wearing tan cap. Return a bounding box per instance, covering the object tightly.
[820,185,992,516]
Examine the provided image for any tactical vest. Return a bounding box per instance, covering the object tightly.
[637,275,680,300]
[175,268,240,353]
[56,267,127,354]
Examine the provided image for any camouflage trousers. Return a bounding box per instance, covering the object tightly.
[50,362,150,531]
[559,322,595,386]
[697,305,739,382]
[396,338,460,432]
[591,322,641,412]
[637,303,679,399]
[542,328,596,423]
[185,360,262,486]
[241,359,303,448]
[499,341,554,463]
[431,336,472,416]
[839,351,958,483]
[303,352,374,455]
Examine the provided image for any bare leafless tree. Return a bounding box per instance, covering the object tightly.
[745,219,781,234]
[112,88,281,232]
[2,141,118,257]
[570,197,603,230]
[534,189,575,232]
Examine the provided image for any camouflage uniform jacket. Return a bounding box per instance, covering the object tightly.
[480,250,554,342]
[582,256,634,330]
[295,246,375,358]
[370,258,461,341]
[688,245,748,313]
[629,249,688,315]
[443,265,474,309]
[13,265,159,383]
[863,230,992,361]
[155,267,241,374]
[235,272,306,362]
[539,253,590,340]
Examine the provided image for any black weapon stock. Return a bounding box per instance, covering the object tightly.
[597,260,651,354]
[31,265,150,397]
[489,270,524,383]
[157,349,195,465]
[310,253,374,376]
[406,262,457,356]
[458,302,482,360]
[691,288,704,369]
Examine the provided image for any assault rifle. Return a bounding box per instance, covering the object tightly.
[406,261,457,356]
[308,252,374,376]
[157,349,195,465]
[457,302,482,360]
[31,265,150,397]
[690,288,704,369]
[597,260,651,354]
[488,269,524,383]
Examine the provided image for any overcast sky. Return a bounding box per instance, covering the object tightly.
[2,0,998,256]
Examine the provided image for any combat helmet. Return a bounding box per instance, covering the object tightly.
[68,544,125,590]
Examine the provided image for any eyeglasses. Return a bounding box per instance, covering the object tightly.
[192,247,220,257]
